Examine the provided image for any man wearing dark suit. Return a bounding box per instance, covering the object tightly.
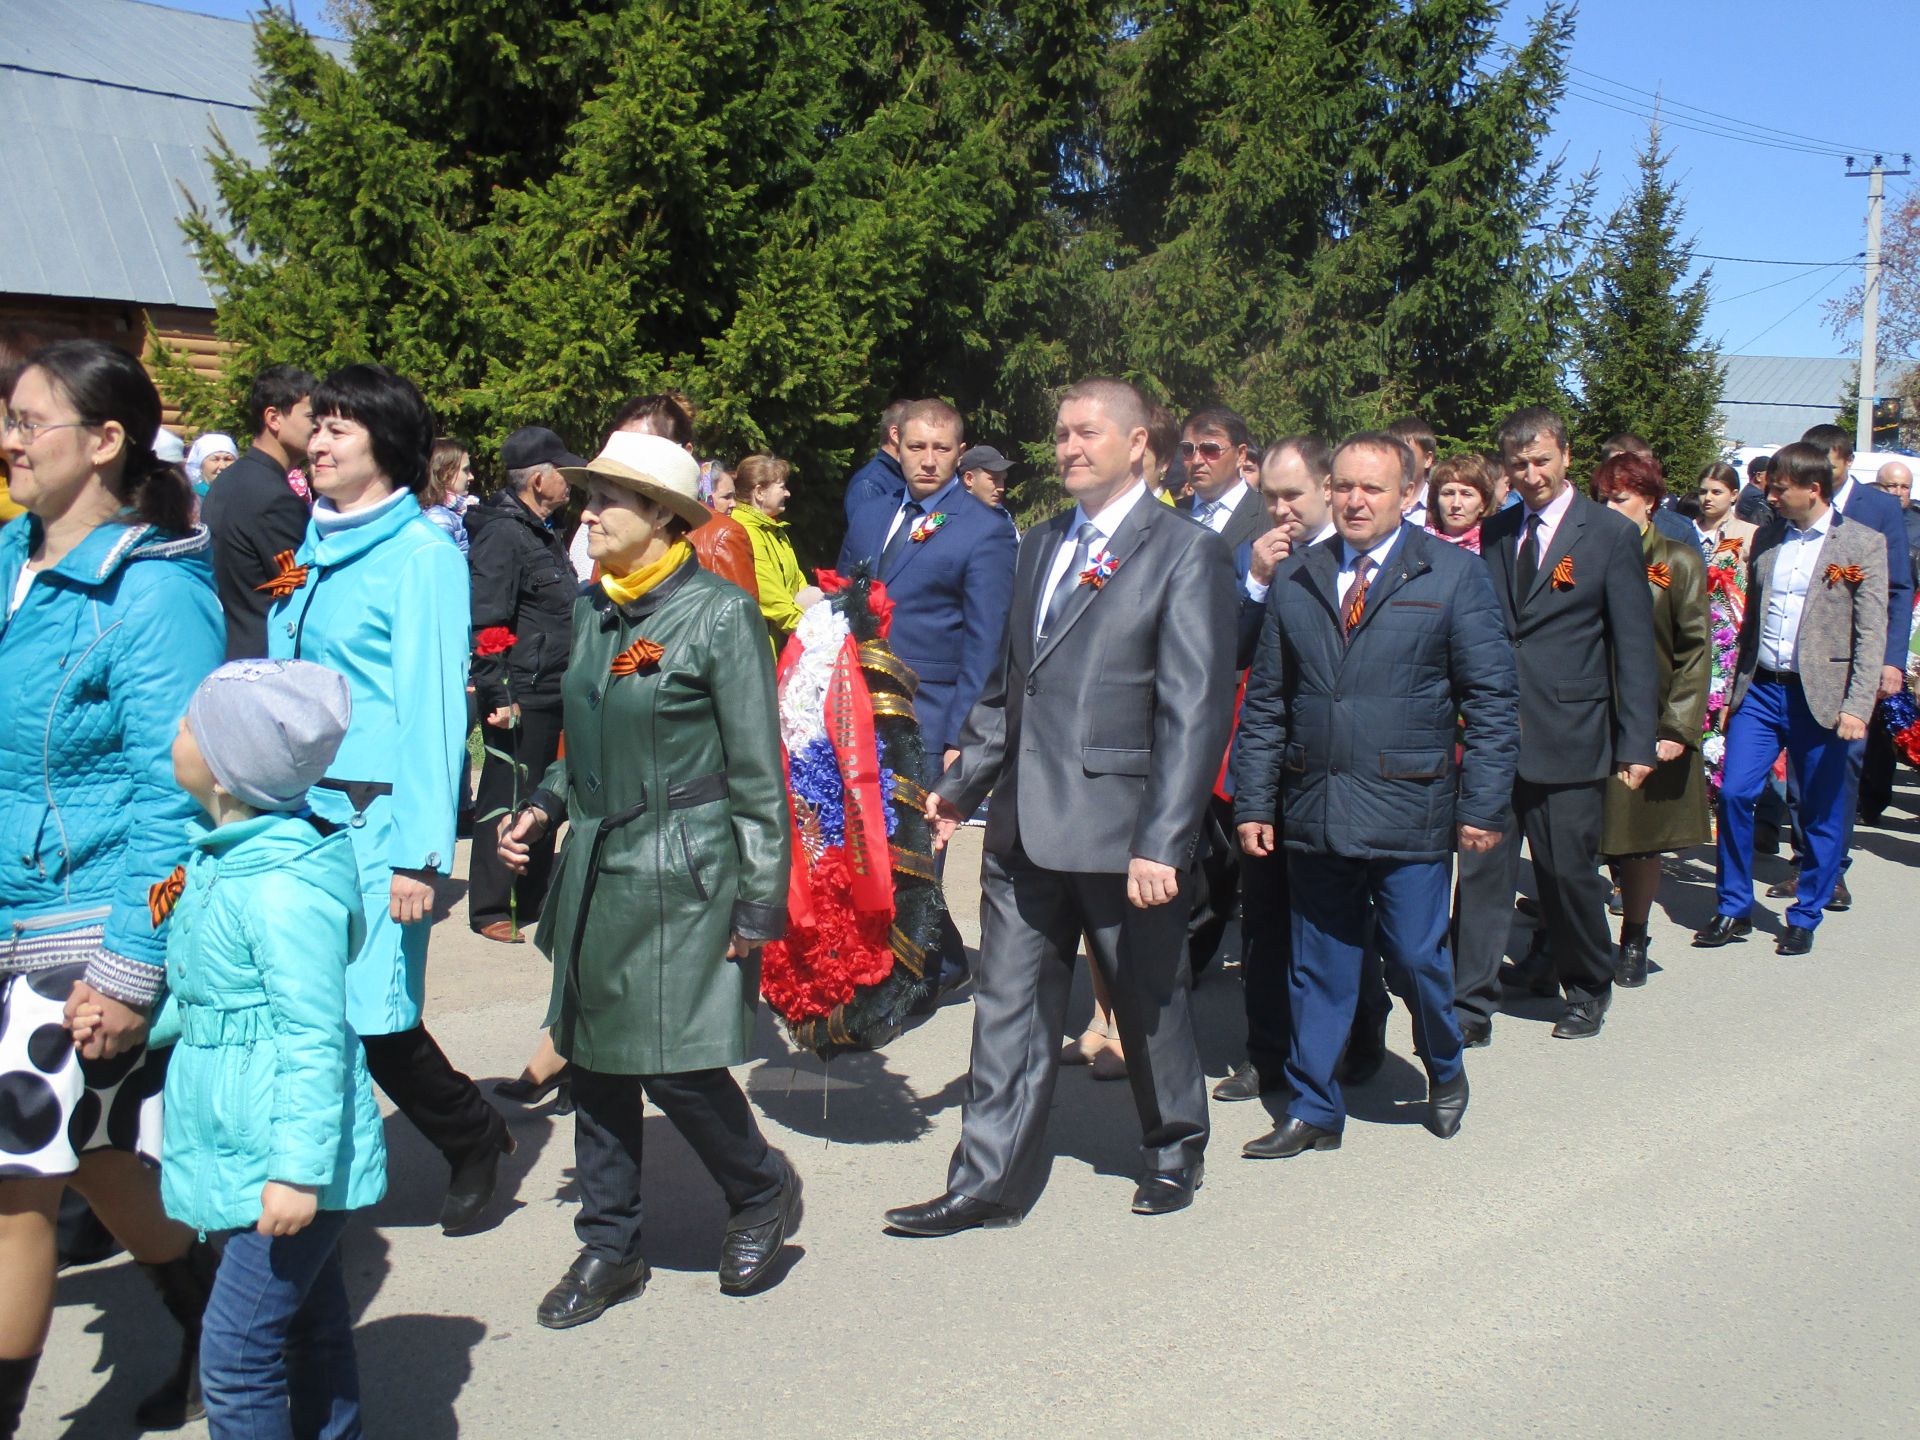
[201,363,315,659]
[1694,441,1887,956]
[842,398,910,520]
[839,399,1017,996]
[884,378,1237,1232]
[1214,434,1337,1104]
[1233,433,1518,1155]
[1454,407,1657,1042]
[1735,454,1775,527]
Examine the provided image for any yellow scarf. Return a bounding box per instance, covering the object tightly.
[600,540,693,604]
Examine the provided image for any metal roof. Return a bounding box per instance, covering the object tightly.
[1718,353,1913,447]
[0,0,348,309]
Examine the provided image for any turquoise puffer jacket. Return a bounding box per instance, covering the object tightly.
[151,812,387,1233]
[0,516,223,1006]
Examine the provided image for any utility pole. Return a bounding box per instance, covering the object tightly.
[1848,153,1912,456]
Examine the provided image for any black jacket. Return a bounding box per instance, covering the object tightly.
[466,487,573,711]
[201,446,310,659]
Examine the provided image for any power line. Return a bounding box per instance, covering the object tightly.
[1726,268,1851,353]
[1695,252,1863,266]
[1712,259,1855,307]
[1564,64,1891,156]
[1561,83,1848,157]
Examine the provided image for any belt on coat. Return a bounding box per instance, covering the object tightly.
[171,999,273,1045]
[314,777,394,825]
[562,771,729,995]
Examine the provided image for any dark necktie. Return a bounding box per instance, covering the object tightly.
[1039,521,1098,646]
[876,498,923,575]
[1516,512,1543,595]
[1343,555,1374,641]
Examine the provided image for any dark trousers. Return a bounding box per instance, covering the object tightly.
[467,705,564,929]
[200,1209,358,1440]
[569,1066,784,1266]
[948,844,1208,1211]
[1238,843,1292,1081]
[1717,677,1853,929]
[1286,853,1463,1131]
[1186,795,1240,970]
[1517,778,1612,1003]
[1453,827,1519,1027]
[925,750,969,986]
[360,1026,502,1167]
[1859,703,1895,821]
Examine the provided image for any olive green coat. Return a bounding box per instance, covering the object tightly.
[531,556,790,1074]
[1601,526,1712,856]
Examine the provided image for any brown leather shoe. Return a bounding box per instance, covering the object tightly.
[476,920,524,944]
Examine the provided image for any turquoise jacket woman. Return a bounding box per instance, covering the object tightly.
[266,491,468,1035]
[0,515,222,1005]
[151,813,387,1233]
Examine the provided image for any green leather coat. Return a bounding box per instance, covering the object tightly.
[530,555,789,1074]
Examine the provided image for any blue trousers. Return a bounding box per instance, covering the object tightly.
[200,1209,360,1440]
[1716,677,1853,929]
[1286,853,1463,1132]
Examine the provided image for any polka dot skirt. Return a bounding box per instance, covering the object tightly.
[0,964,166,1179]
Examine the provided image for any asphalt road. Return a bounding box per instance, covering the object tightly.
[30,807,1920,1439]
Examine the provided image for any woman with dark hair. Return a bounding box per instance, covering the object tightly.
[422,437,474,553]
[265,364,511,1235]
[0,340,225,1435]
[1426,453,1496,551]
[1591,451,1712,986]
[1694,461,1759,794]
[1694,461,1757,562]
[496,430,797,1327]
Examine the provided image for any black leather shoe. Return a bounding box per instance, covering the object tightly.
[1243,1116,1341,1159]
[1459,1017,1492,1048]
[1551,990,1612,1040]
[1514,895,1539,918]
[1337,1014,1388,1086]
[1211,1063,1269,1102]
[1776,924,1815,956]
[1765,868,1798,899]
[719,1163,802,1294]
[1426,1072,1468,1139]
[1615,937,1649,988]
[1825,877,1851,912]
[440,1123,515,1235]
[1691,914,1752,948]
[1499,947,1558,998]
[883,1191,1019,1237]
[536,1254,647,1330]
[1131,1163,1203,1216]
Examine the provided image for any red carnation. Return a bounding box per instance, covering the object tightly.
[475,626,518,657]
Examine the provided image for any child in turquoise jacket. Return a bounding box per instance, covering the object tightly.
[77,658,385,1437]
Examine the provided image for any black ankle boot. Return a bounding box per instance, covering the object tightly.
[1615,927,1650,988]
[136,1240,219,1430]
[0,1355,40,1440]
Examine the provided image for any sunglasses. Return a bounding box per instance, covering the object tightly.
[1178,439,1229,461]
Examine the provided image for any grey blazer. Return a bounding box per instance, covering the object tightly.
[1729,512,1888,730]
[1181,484,1268,553]
[936,494,1238,873]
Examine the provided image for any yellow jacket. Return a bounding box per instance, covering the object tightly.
[0,474,24,524]
[733,503,809,638]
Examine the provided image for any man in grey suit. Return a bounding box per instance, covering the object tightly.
[1453,406,1658,1043]
[884,378,1238,1234]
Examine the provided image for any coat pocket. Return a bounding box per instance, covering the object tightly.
[1553,681,1610,703]
[677,821,710,902]
[1082,746,1151,777]
[1379,748,1449,780]
[1282,743,1307,774]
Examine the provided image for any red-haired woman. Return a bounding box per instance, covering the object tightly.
[1590,452,1711,986]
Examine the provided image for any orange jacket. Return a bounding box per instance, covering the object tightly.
[689,512,759,601]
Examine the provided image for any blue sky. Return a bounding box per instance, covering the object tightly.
[156,0,1915,365]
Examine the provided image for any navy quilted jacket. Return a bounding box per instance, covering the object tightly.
[0,516,224,1005]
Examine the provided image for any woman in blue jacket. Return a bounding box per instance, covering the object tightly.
[265,365,510,1234]
[0,341,225,1436]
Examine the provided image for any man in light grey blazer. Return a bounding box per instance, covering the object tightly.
[1695,441,1888,956]
[884,377,1239,1234]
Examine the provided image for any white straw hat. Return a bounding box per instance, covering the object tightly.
[560,432,710,529]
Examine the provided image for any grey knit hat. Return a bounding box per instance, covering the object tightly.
[187,660,352,812]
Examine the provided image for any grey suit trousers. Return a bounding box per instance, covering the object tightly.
[948,844,1209,1211]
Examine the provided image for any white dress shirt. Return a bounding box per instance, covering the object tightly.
[1036,480,1149,639]
[1244,520,1336,605]
[1830,475,1856,513]
[881,477,960,548]
[1337,528,1402,610]
[1517,482,1577,569]
[1757,508,1833,672]
[1191,479,1249,536]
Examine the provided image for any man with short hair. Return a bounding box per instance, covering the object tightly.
[1455,406,1657,1043]
[884,377,1236,1233]
[957,443,1017,531]
[844,398,911,519]
[1694,441,1886,956]
[203,363,316,659]
[1177,406,1267,548]
[840,400,1017,1000]
[1233,432,1517,1156]
[1385,415,1437,526]
[1736,453,1774,525]
[466,426,584,943]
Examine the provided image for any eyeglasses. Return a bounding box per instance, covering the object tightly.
[1,415,92,444]
[1178,440,1229,461]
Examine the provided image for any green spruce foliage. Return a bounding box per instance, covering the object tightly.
[1573,122,1725,489]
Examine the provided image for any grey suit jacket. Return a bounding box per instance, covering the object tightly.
[1730,512,1888,730]
[1181,485,1268,553]
[936,494,1238,873]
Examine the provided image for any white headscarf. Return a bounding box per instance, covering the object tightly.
[186,433,238,488]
